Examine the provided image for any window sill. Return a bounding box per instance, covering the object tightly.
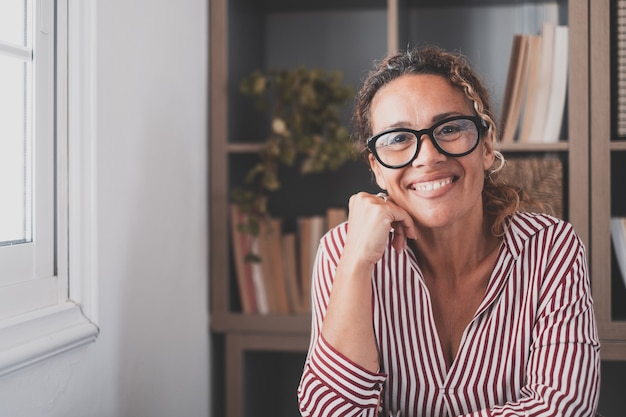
[0,0,99,379]
[0,302,99,377]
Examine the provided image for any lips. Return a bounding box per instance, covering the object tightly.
[411,176,455,191]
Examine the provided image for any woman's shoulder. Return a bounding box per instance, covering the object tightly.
[318,221,350,264]
[508,211,564,229]
[504,211,582,252]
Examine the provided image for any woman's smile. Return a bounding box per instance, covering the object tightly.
[410,175,455,192]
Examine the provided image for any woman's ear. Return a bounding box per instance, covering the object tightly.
[482,130,497,171]
[368,153,387,190]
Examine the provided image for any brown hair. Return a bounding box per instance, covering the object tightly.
[353,45,539,236]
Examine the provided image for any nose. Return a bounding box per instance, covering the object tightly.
[411,134,446,167]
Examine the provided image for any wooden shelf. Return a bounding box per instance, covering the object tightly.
[225,333,310,417]
[210,312,311,334]
[227,143,264,153]
[611,140,626,151]
[498,141,569,153]
[596,339,626,361]
[259,0,385,12]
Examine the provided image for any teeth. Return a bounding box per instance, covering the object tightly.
[415,177,453,191]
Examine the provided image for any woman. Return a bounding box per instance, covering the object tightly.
[297,45,600,417]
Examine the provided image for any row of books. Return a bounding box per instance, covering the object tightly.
[611,217,626,288]
[230,204,347,315]
[500,22,569,144]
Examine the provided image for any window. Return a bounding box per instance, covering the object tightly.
[0,0,99,377]
[0,0,56,320]
[0,1,33,246]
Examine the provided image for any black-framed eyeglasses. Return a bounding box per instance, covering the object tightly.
[366,115,487,169]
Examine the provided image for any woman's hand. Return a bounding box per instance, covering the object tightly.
[344,191,417,266]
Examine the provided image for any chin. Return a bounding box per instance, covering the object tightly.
[412,212,454,230]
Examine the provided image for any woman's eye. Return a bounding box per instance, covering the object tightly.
[391,133,410,144]
[378,132,413,147]
[439,124,462,135]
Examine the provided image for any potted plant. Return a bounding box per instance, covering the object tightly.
[232,67,357,249]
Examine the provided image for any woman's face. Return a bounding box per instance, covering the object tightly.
[368,73,495,229]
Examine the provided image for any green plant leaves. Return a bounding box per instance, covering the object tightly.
[232,67,357,232]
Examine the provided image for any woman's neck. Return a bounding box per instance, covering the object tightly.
[410,215,500,283]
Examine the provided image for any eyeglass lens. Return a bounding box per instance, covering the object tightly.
[373,117,479,167]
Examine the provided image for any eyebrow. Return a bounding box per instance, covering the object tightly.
[431,112,468,123]
[378,112,470,131]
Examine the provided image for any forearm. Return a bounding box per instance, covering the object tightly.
[321,247,380,372]
[320,191,416,372]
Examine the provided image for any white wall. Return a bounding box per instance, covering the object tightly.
[0,0,210,416]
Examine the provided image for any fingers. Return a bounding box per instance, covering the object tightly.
[371,192,417,243]
[346,192,416,258]
[374,192,408,251]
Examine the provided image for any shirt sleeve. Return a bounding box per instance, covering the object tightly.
[465,222,601,417]
[298,224,387,417]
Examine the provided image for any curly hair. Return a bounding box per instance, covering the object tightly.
[353,45,539,236]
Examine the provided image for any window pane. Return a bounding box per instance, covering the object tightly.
[0,54,32,244]
[0,0,27,46]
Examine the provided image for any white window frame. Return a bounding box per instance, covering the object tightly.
[0,0,56,319]
[0,0,99,377]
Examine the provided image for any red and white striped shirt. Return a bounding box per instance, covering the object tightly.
[298,212,600,417]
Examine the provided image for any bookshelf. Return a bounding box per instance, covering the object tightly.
[209,0,624,416]
[589,0,626,360]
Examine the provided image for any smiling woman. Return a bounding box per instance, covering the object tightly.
[297,45,601,417]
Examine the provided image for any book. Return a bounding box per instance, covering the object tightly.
[542,25,569,143]
[611,217,626,289]
[281,233,304,314]
[298,216,326,312]
[523,22,556,143]
[499,34,522,142]
[249,237,269,314]
[326,207,347,230]
[517,34,542,143]
[257,218,290,314]
[229,204,258,314]
[500,34,532,143]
